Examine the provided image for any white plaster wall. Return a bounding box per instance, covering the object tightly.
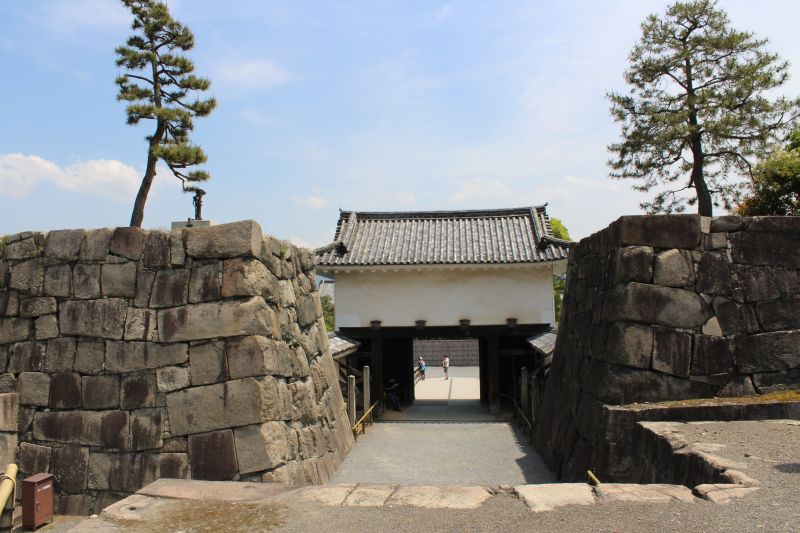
[332,264,556,328]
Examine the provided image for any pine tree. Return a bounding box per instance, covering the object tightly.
[608,0,799,216]
[116,0,216,227]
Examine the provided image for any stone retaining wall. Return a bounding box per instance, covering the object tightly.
[535,215,800,481]
[0,220,354,514]
[413,339,479,366]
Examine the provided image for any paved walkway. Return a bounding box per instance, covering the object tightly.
[331,367,555,485]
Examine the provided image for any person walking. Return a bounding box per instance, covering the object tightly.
[417,356,426,380]
[442,356,450,380]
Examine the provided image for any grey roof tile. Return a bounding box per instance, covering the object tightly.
[316,206,571,267]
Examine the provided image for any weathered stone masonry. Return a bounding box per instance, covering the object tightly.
[0,220,354,515]
[535,215,800,482]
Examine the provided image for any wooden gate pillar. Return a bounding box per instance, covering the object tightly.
[488,334,500,415]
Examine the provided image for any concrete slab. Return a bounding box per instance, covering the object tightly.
[342,484,396,507]
[137,478,293,502]
[694,483,761,504]
[595,483,695,503]
[294,484,356,506]
[515,483,596,512]
[386,485,492,509]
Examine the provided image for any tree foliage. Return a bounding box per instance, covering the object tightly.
[549,218,570,325]
[116,0,216,227]
[608,0,798,216]
[736,131,800,215]
[320,295,335,332]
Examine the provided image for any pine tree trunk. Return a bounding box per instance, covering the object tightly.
[129,142,159,227]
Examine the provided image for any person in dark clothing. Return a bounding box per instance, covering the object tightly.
[385,378,401,411]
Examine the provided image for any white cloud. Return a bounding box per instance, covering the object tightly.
[237,108,274,126]
[288,236,316,250]
[216,60,296,90]
[390,192,416,205]
[39,0,129,33]
[0,153,177,202]
[563,176,622,191]
[292,188,328,209]
[451,178,511,202]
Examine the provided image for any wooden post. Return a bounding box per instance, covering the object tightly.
[520,367,528,417]
[530,376,538,424]
[348,375,356,427]
[488,334,500,416]
[370,321,383,408]
[363,365,371,413]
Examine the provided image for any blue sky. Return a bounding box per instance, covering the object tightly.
[2,1,800,244]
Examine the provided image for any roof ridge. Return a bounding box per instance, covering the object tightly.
[337,206,546,220]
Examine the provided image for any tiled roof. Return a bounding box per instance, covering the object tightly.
[328,332,360,358]
[527,328,557,357]
[316,207,571,267]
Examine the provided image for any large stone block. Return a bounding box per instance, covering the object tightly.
[130,410,163,451]
[79,228,112,261]
[0,318,32,344]
[43,269,71,300]
[124,308,156,341]
[34,315,59,340]
[588,361,702,404]
[52,445,88,494]
[72,264,101,299]
[653,249,694,287]
[227,336,284,379]
[166,377,286,436]
[74,341,104,374]
[652,328,691,378]
[188,263,221,303]
[616,215,701,249]
[56,495,94,516]
[9,259,44,294]
[234,422,289,474]
[49,372,81,408]
[105,341,146,373]
[3,236,41,260]
[87,452,159,492]
[0,433,18,469]
[0,393,18,431]
[33,410,129,448]
[44,229,85,261]
[695,252,732,296]
[221,258,276,299]
[150,269,190,308]
[184,220,262,259]
[0,374,18,394]
[747,216,800,232]
[295,294,319,328]
[19,372,50,406]
[169,230,185,267]
[159,453,190,480]
[692,335,733,375]
[134,270,155,308]
[289,379,318,423]
[19,442,51,475]
[110,227,146,260]
[145,342,188,368]
[101,263,137,298]
[82,375,120,409]
[8,341,45,372]
[189,341,227,385]
[713,298,758,336]
[45,337,76,372]
[613,246,653,285]
[730,231,800,267]
[20,297,57,318]
[60,299,127,339]
[605,283,712,329]
[143,232,169,268]
[158,297,275,342]
[156,366,190,392]
[604,322,652,369]
[755,297,800,332]
[188,430,238,481]
[737,330,800,373]
[120,371,157,409]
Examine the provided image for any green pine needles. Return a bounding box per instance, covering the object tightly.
[116,0,216,227]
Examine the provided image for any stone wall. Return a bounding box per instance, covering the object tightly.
[0,220,354,514]
[535,215,800,481]
[413,339,479,366]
